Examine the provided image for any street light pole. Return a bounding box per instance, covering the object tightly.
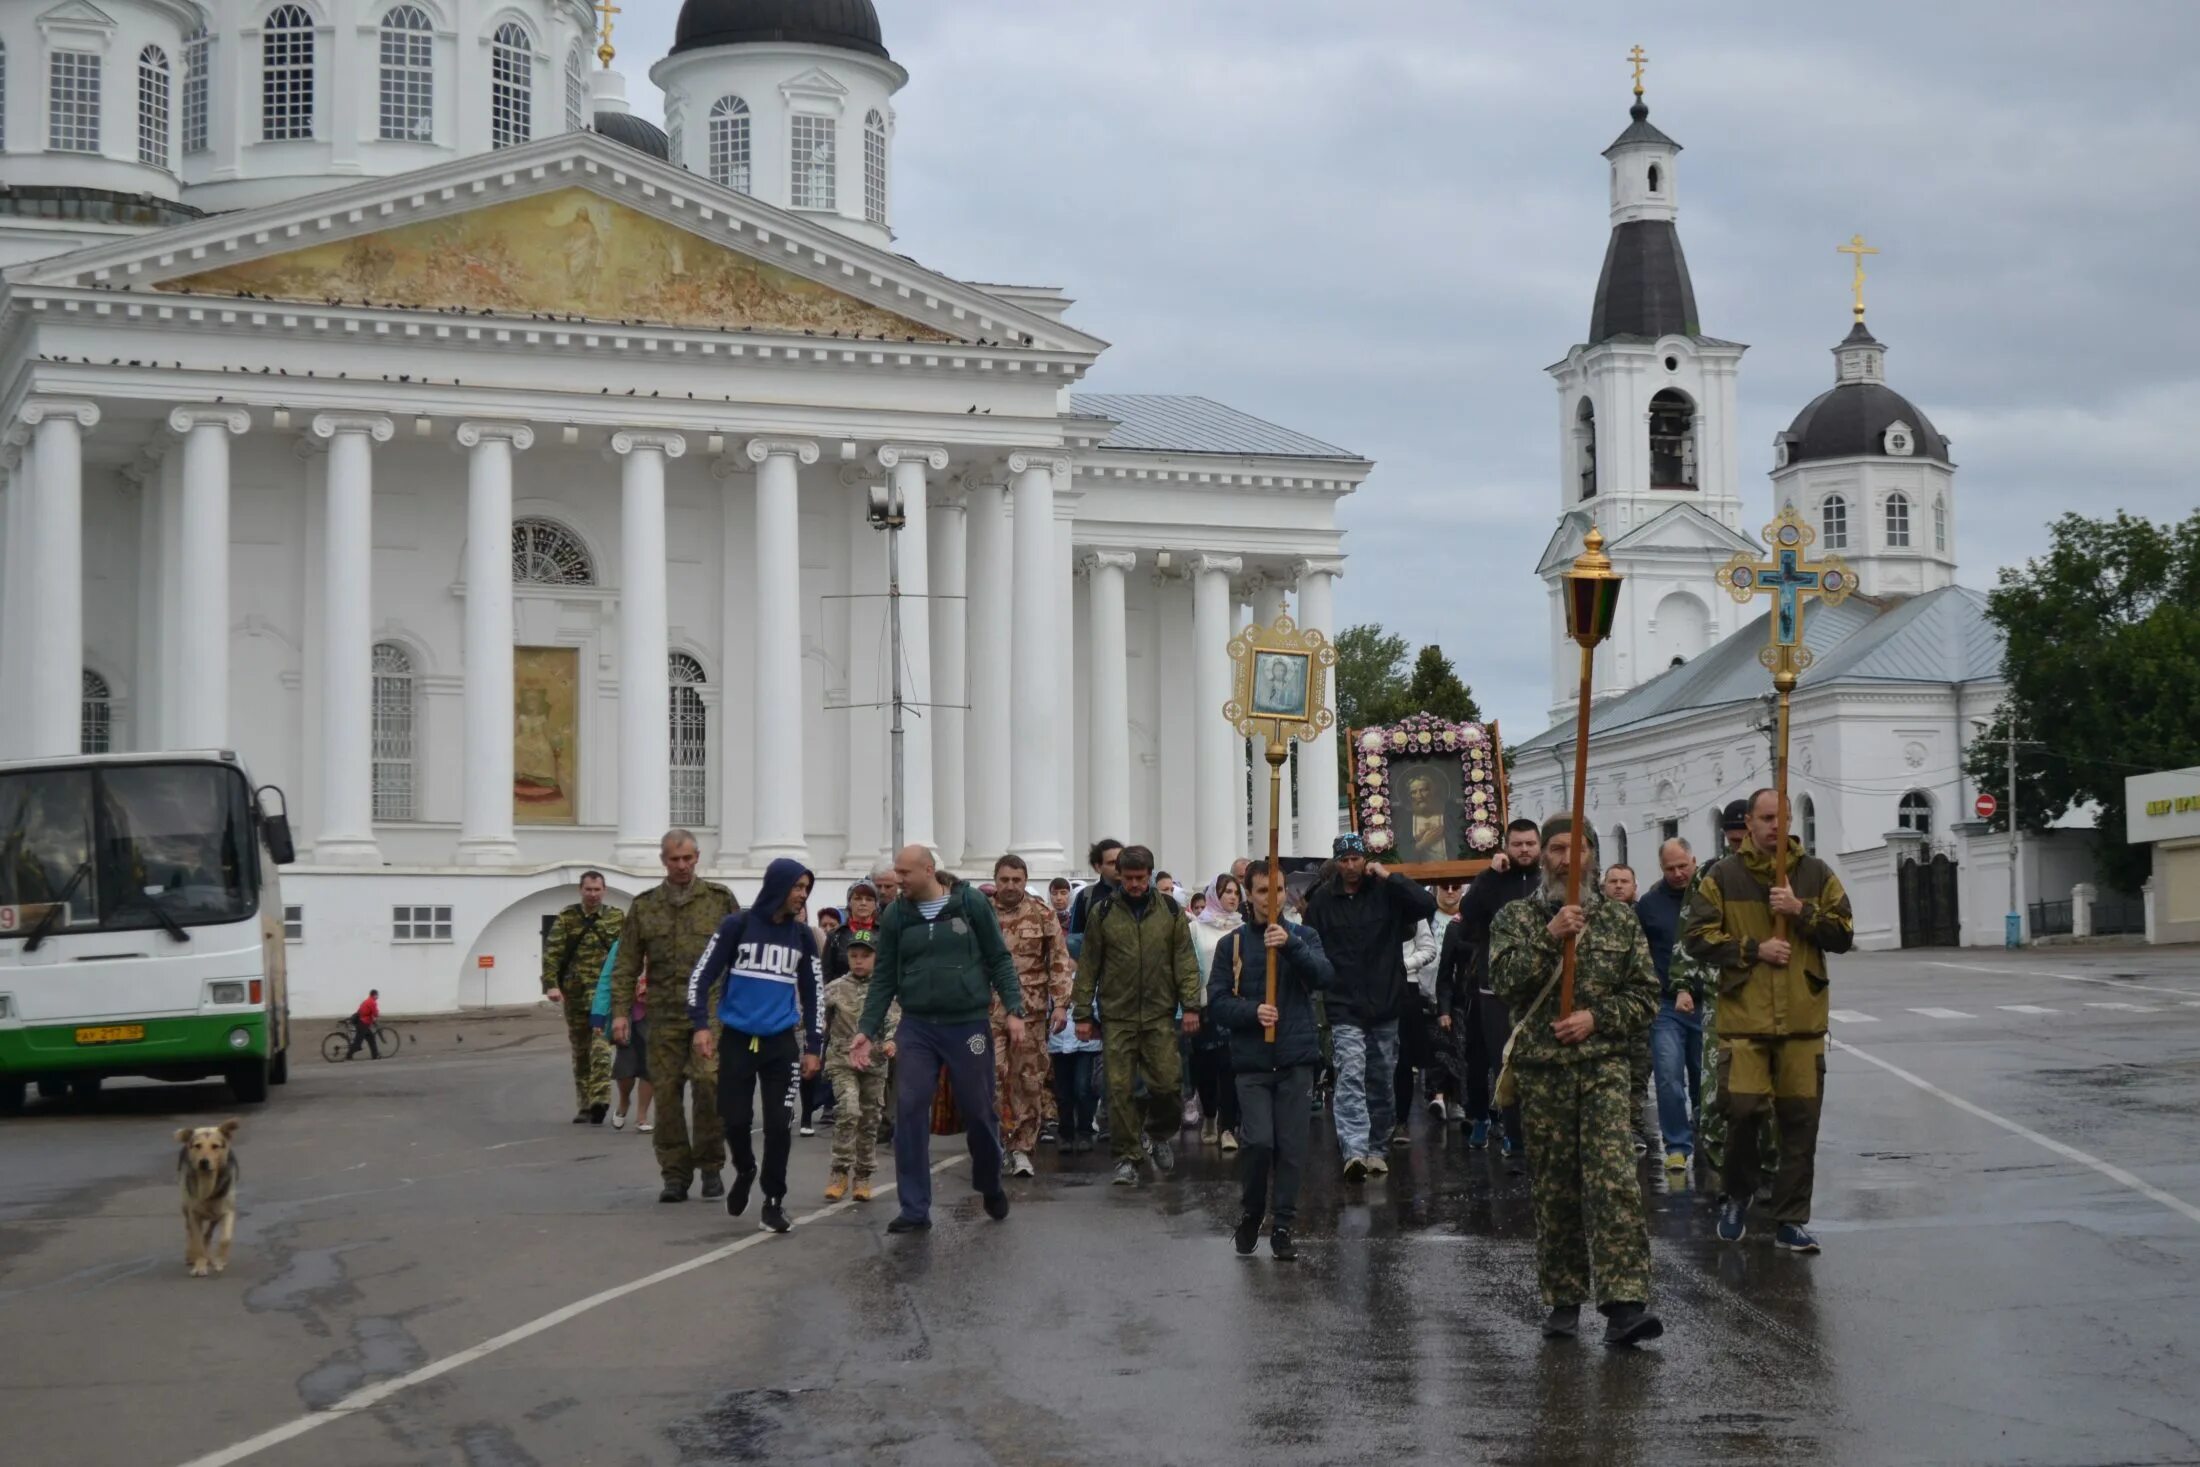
[869,480,908,852]
[2008,721,2021,944]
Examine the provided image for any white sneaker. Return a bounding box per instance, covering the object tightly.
[638,1121,654,1133]
[611,1107,627,1130]
[1010,1149,1036,1178]
[1427,1097,1446,1119]
[799,1123,815,1137]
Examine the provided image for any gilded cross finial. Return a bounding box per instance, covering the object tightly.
[1837,233,1879,322]
[594,0,621,66]
[1628,44,1648,97]
[1717,505,1855,692]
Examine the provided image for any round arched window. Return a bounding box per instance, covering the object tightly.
[512,519,594,585]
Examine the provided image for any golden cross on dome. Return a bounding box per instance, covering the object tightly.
[1628,44,1649,97]
[594,0,621,66]
[1837,233,1879,321]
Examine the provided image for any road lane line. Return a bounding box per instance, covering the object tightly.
[1831,1037,2200,1231]
[1907,1007,1974,1020]
[1829,1009,1877,1023]
[1930,961,2200,1002]
[2083,1001,2159,1013]
[1996,1005,2061,1015]
[173,1156,967,1467]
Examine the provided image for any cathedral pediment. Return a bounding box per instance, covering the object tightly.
[1605,503,1759,557]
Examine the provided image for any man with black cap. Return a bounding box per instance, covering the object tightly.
[1302,831,1438,1181]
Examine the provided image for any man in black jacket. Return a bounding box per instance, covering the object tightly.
[1446,818,1543,1155]
[1301,832,1438,1181]
[1207,857,1334,1260]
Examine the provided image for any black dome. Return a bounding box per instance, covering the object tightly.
[1589,219,1700,342]
[593,110,669,160]
[671,0,888,59]
[1782,382,1950,466]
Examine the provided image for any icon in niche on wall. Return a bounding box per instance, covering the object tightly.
[514,646,579,824]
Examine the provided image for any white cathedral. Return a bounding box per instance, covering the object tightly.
[1512,85,2099,952]
[0,0,1368,1014]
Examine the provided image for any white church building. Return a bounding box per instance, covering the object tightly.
[1512,85,2099,951]
[0,0,1368,1014]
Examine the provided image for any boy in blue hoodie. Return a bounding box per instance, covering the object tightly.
[689,858,825,1234]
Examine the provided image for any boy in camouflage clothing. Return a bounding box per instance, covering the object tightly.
[822,931,898,1201]
[541,873,622,1124]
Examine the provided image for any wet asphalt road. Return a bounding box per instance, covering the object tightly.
[4,947,2200,1467]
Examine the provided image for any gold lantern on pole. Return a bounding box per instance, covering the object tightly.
[1556,528,1623,1016]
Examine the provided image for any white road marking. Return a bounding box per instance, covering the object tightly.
[1996,1005,2061,1015]
[2083,1001,2160,1013]
[1831,1037,2200,1231]
[483,1137,551,1151]
[1828,1009,1878,1023]
[173,1156,967,1467]
[1907,1007,1975,1020]
[1930,961,2200,1002]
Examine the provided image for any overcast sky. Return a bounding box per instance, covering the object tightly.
[615,0,2200,739]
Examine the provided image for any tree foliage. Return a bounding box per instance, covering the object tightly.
[1963,510,2200,892]
[1332,623,1411,735]
[1403,645,1483,726]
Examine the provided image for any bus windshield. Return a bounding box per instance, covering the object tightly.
[0,762,259,939]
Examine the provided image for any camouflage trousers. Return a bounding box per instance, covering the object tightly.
[1629,1034,1653,1137]
[827,1062,888,1180]
[560,980,612,1114]
[644,1015,724,1188]
[993,1007,1055,1154]
[1515,1057,1653,1309]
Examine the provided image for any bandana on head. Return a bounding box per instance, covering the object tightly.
[1333,833,1367,857]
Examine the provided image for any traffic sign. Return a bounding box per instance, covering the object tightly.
[1975,793,1998,820]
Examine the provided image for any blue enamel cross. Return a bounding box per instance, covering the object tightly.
[1718,504,1854,685]
[1758,548,1820,646]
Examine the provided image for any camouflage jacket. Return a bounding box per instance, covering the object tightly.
[1683,840,1854,1039]
[1071,891,1201,1028]
[540,903,624,995]
[823,973,899,1069]
[610,880,740,1020]
[1488,891,1658,1068]
[991,895,1073,1020]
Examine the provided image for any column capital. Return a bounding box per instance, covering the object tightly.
[455,420,535,451]
[1006,450,1072,483]
[1293,556,1346,581]
[168,405,248,436]
[23,398,102,430]
[925,489,966,512]
[742,436,819,466]
[876,443,950,471]
[1187,552,1243,578]
[311,412,395,443]
[612,428,687,459]
[708,454,751,482]
[1080,549,1138,576]
[1243,569,1276,596]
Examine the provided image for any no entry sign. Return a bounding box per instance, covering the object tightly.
[1975,793,1998,820]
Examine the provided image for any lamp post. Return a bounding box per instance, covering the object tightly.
[1557,527,1623,1016]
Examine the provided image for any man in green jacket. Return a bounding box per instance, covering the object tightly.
[1070,844,1203,1185]
[541,870,622,1124]
[1489,816,1662,1348]
[1684,788,1854,1254]
[851,844,1021,1233]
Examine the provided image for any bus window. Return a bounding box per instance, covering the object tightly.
[96,765,256,928]
[0,769,98,931]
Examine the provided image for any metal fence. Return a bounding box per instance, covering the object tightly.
[2094,890,2147,937]
[2029,899,2074,938]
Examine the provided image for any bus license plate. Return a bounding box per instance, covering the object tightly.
[75,1025,145,1045]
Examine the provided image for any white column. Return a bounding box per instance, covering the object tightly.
[1232,591,1253,853]
[1083,550,1136,846]
[455,422,532,865]
[128,451,162,751]
[1295,558,1344,849]
[744,438,817,864]
[1008,453,1068,869]
[1055,513,1078,866]
[306,414,394,864]
[155,447,185,749]
[163,406,244,752]
[18,402,99,756]
[878,445,945,854]
[612,430,685,864]
[0,438,27,757]
[712,459,757,864]
[927,487,968,867]
[1191,553,1243,886]
[963,474,1011,864]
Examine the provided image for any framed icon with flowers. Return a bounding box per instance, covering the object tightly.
[1346,713,1508,881]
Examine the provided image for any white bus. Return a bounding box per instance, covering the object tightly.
[0,751,296,1112]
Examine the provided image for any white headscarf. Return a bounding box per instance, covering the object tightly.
[1197,872,1242,929]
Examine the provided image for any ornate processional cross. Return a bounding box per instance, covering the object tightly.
[594,0,622,66]
[1718,506,1854,692]
[1837,233,1879,322]
[1628,44,1649,96]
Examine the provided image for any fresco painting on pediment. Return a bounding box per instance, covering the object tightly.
[155,188,955,341]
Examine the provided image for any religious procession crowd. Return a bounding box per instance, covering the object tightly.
[535,788,1851,1349]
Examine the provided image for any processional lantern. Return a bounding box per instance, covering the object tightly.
[1555,527,1622,1015]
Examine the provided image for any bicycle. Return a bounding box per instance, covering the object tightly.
[320,1021,403,1062]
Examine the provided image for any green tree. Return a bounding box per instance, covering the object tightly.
[1332,623,1411,734]
[1402,645,1482,726]
[1963,509,2200,892]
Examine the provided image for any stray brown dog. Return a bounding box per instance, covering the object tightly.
[174,1119,241,1277]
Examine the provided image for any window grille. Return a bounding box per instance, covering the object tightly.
[563,43,584,132]
[182,32,209,153]
[1800,794,1817,852]
[669,653,707,826]
[372,643,418,821]
[490,22,531,149]
[392,904,453,942]
[709,95,750,192]
[511,518,594,585]
[863,109,887,224]
[378,5,433,142]
[1821,493,1848,550]
[790,113,834,209]
[1934,497,1948,553]
[1898,790,1933,837]
[81,669,113,755]
[262,5,315,141]
[283,905,304,942]
[137,45,170,167]
[1886,492,1912,549]
[50,50,101,153]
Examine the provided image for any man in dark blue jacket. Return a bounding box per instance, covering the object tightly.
[690,858,825,1235]
[1206,858,1335,1261]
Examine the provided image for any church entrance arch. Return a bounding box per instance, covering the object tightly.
[1898,851,1960,948]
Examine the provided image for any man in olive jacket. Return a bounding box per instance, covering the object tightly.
[851,844,1021,1233]
[540,870,622,1124]
[1070,844,1202,1183]
[1683,788,1855,1254]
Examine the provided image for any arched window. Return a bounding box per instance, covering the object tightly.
[1575,397,1597,499]
[1610,824,1629,870]
[1898,790,1933,838]
[1821,493,1848,550]
[377,5,433,142]
[1648,388,1697,488]
[182,31,209,154]
[137,46,170,167]
[1886,491,1912,548]
[863,108,887,224]
[372,643,417,820]
[708,96,751,192]
[1934,497,1948,552]
[81,669,113,755]
[790,112,834,209]
[1799,793,1817,853]
[490,22,532,149]
[669,652,707,826]
[511,518,594,585]
[49,48,102,153]
[563,42,584,133]
[1647,162,1661,193]
[261,5,315,142]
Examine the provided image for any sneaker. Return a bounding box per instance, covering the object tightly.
[798,1123,815,1137]
[886,1214,930,1234]
[1200,1117,1218,1144]
[1343,1155,1368,1183]
[1040,1121,1060,1145]
[1182,1098,1202,1129]
[1427,1097,1446,1119]
[700,1171,726,1201]
[1631,1125,1653,1157]
[1233,1215,1261,1256]
[1366,1154,1390,1177]
[589,1102,610,1125]
[638,1121,654,1133]
[760,1200,791,1234]
[1501,1133,1525,1161]
[1755,1180,1775,1205]
[1717,1198,1750,1243]
[611,1105,628,1131]
[1388,1124,1412,1149]
[657,1181,687,1204]
[1542,1305,1581,1339]
[1445,1100,1467,1123]
[1219,1129,1240,1153]
[823,1172,848,1202]
[1602,1302,1664,1348]
[1009,1150,1036,1178]
[727,1170,754,1217]
[983,1190,1010,1221]
[1665,1150,1689,1170]
[1774,1223,1821,1254]
[1467,1118,1490,1150]
[1150,1139,1176,1173]
[1269,1228,1298,1262]
[1112,1161,1139,1186]
[852,1179,873,1202]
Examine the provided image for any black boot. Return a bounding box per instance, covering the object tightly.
[760,1199,790,1234]
[725,1170,752,1215]
[700,1171,726,1201]
[1269,1228,1297,1262]
[589,1101,610,1125]
[657,1180,688,1203]
[1542,1304,1581,1339]
[1601,1302,1664,1348]
[1233,1215,1260,1256]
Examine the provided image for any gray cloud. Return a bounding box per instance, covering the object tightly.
[614,0,2200,739]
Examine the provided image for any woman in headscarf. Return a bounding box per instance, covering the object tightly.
[1188,871,1245,1150]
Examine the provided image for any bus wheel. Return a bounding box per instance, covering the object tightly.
[0,1079,23,1115]
[67,1077,103,1105]
[37,1079,67,1100]
[270,1048,290,1086]
[228,1060,270,1105]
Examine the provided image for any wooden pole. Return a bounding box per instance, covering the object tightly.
[1771,677,1793,941]
[1263,738,1287,1042]
[1559,643,1594,1017]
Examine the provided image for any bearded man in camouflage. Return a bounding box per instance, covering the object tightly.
[1489,816,1663,1348]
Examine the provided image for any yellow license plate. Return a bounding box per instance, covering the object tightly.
[74,1024,145,1045]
